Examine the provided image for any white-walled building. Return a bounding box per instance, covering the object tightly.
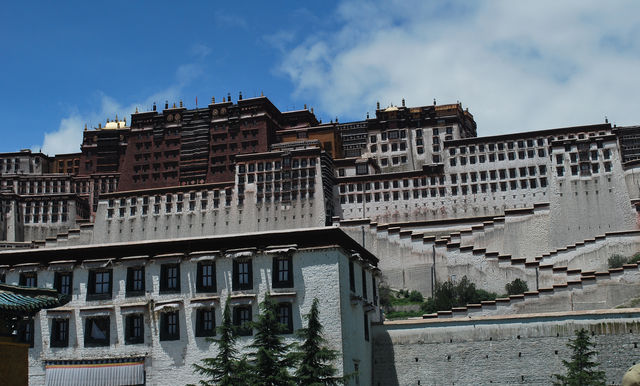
[0,227,380,385]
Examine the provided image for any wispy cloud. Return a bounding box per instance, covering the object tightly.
[278,0,640,133]
[213,11,248,30]
[190,43,212,59]
[263,30,297,53]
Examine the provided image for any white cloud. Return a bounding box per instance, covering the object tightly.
[279,0,640,134]
[36,62,203,156]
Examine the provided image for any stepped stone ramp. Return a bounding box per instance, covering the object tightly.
[422,263,640,319]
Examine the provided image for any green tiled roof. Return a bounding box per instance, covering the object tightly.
[0,284,70,315]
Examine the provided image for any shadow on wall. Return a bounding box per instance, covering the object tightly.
[372,328,399,386]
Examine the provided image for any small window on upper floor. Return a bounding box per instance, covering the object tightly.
[126,267,145,296]
[54,272,73,296]
[196,262,216,293]
[87,269,112,300]
[19,272,37,287]
[233,259,253,291]
[272,256,293,289]
[160,264,180,293]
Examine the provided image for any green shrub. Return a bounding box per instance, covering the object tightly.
[385,310,424,319]
[628,252,640,264]
[505,278,529,295]
[408,290,424,303]
[378,283,393,310]
[608,254,627,268]
[421,276,497,314]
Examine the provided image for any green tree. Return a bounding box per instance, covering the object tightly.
[408,290,424,303]
[553,328,606,386]
[192,299,249,386]
[505,278,529,295]
[248,293,295,386]
[293,298,345,386]
[378,283,393,311]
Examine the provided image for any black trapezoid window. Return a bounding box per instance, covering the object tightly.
[54,272,73,296]
[125,314,144,345]
[232,259,253,291]
[87,270,112,300]
[160,311,180,341]
[195,308,216,337]
[277,302,293,334]
[272,255,293,289]
[126,266,145,296]
[50,318,69,348]
[160,264,180,293]
[233,305,252,336]
[84,317,110,347]
[196,261,216,293]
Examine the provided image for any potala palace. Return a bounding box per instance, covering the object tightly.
[1,94,640,384]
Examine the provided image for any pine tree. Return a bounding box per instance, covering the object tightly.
[193,299,248,386]
[248,293,295,386]
[293,298,345,386]
[553,328,606,386]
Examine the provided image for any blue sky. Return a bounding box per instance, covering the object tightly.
[1,1,639,155]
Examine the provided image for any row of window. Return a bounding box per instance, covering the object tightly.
[449,149,546,166]
[24,214,69,224]
[368,126,455,144]
[237,158,317,173]
[555,149,611,165]
[447,132,608,155]
[370,141,408,153]
[339,178,549,203]
[557,162,612,177]
[32,302,294,349]
[238,169,316,184]
[15,257,294,299]
[108,198,230,217]
[339,167,547,193]
[17,180,72,194]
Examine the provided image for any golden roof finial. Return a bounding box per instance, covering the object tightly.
[261,91,264,97]
[211,96,215,104]
[84,124,87,131]
[179,100,183,108]
[135,107,138,113]
[173,102,176,108]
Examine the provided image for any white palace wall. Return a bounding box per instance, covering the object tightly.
[373,309,640,386]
